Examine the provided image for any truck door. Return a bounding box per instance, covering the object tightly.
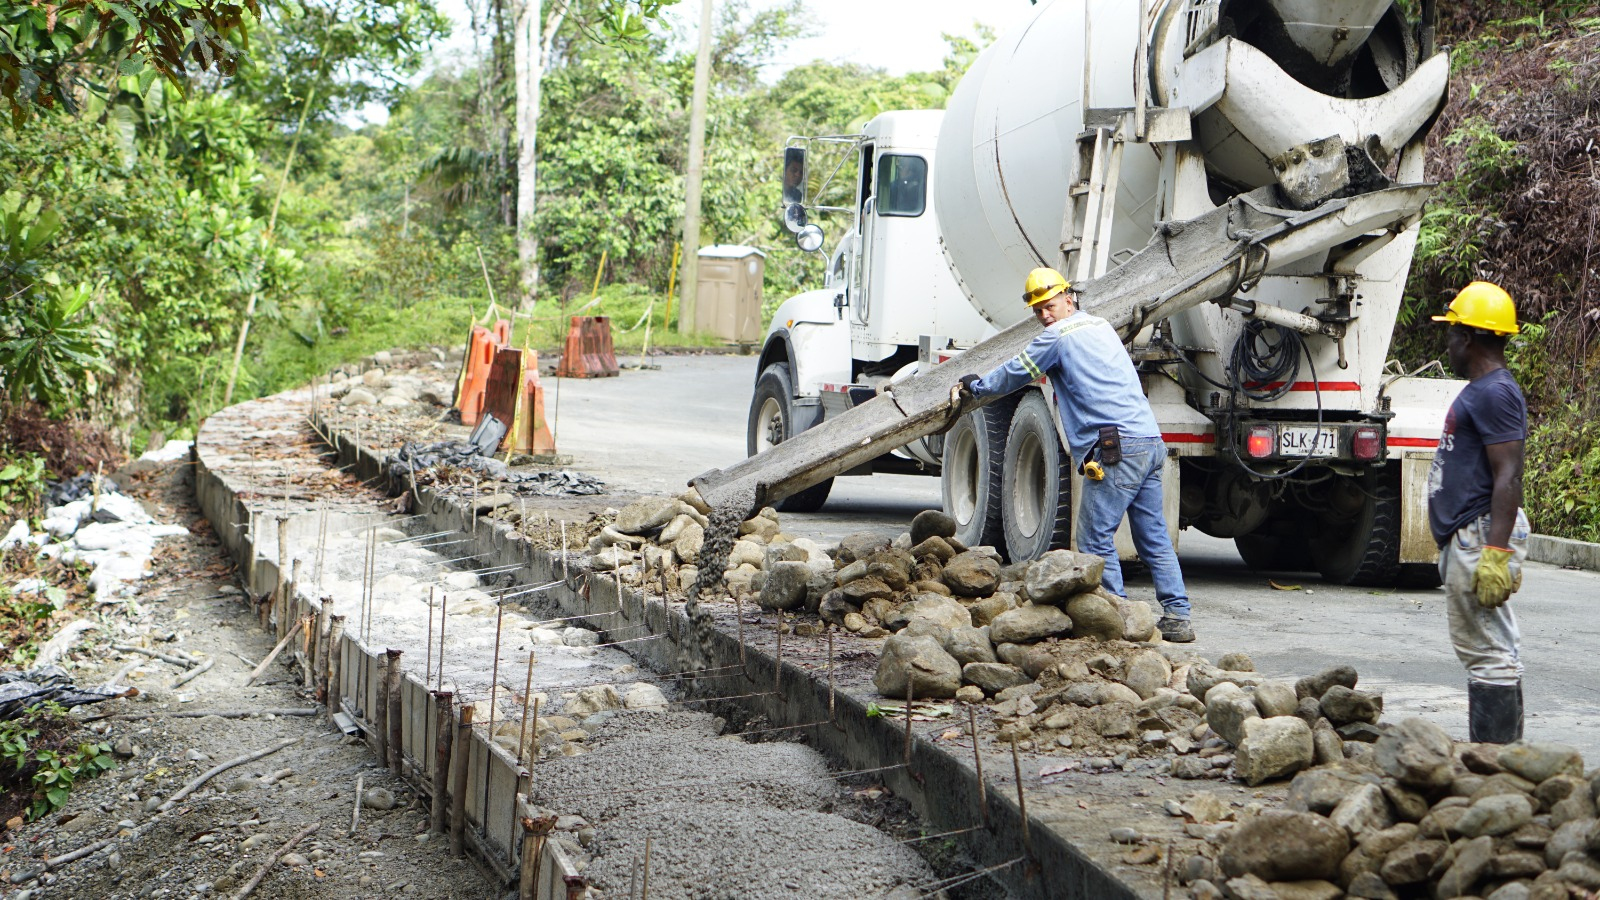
[849,143,875,327]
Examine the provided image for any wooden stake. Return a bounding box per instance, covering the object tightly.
[327,615,346,724]
[374,653,390,764]
[246,624,302,686]
[970,706,988,829]
[349,774,364,836]
[484,604,504,816]
[431,691,454,835]
[641,835,652,900]
[517,652,536,763]
[436,593,448,690]
[232,822,320,900]
[276,518,290,641]
[451,704,474,857]
[1012,735,1032,861]
[386,648,403,773]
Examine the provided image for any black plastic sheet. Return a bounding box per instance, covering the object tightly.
[391,441,605,497]
[0,666,127,720]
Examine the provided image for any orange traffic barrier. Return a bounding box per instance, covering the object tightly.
[554,316,619,378]
[454,319,511,425]
[483,348,555,455]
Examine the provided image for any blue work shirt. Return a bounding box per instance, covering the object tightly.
[1426,367,1526,546]
[971,310,1159,457]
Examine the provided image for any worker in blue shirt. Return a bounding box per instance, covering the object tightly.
[958,267,1194,642]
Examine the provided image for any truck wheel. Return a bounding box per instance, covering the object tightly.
[942,396,1017,550]
[1000,392,1071,562]
[1311,468,1403,586]
[748,362,832,512]
[1235,524,1314,573]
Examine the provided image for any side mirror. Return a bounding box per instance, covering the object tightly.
[783,202,807,234]
[781,146,806,207]
[795,224,825,253]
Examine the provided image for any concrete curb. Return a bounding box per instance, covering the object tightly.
[1528,533,1600,572]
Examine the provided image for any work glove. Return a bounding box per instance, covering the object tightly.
[1473,546,1516,609]
[957,374,982,397]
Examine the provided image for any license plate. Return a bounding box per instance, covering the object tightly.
[1278,426,1338,457]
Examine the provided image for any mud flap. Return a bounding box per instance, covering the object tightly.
[1400,451,1438,565]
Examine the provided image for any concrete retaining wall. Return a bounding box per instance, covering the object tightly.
[193,396,1146,899]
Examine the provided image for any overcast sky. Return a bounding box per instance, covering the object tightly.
[428,0,1038,78]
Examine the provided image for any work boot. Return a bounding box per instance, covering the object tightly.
[1467,680,1524,744]
[1157,616,1195,643]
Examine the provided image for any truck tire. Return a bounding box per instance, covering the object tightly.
[747,362,833,512]
[1000,391,1071,562]
[1235,525,1315,573]
[1311,468,1403,586]
[942,396,1017,550]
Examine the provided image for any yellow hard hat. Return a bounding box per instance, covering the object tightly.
[1432,281,1519,335]
[1022,268,1071,307]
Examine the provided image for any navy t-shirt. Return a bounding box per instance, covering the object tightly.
[1427,368,1527,546]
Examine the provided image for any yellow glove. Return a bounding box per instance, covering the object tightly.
[1473,546,1515,609]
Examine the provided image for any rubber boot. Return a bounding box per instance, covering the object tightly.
[1467,680,1523,744]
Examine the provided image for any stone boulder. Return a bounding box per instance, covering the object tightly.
[1319,685,1383,725]
[892,593,973,633]
[909,510,957,545]
[909,536,956,563]
[1375,717,1455,790]
[756,560,811,611]
[1188,663,1264,699]
[1328,783,1394,837]
[988,605,1072,644]
[566,685,623,719]
[1065,592,1123,642]
[1206,683,1261,747]
[943,625,997,667]
[1120,650,1173,700]
[1499,742,1583,784]
[837,532,891,564]
[1218,811,1350,882]
[1456,793,1534,838]
[962,662,1032,696]
[1108,593,1158,642]
[1252,681,1299,718]
[942,551,1001,597]
[1295,665,1358,700]
[1235,716,1315,786]
[1022,550,1105,606]
[614,497,680,535]
[874,634,962,699]
[968,592,1019,627]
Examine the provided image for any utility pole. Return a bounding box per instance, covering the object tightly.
[676,0,714,334]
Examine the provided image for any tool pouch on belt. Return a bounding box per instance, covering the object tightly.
[1096,426,1123,466]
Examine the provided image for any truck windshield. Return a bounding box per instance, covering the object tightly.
[875,154,927,217]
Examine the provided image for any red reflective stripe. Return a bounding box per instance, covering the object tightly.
[1162,432,1215,444]
[1245,381,1362,392]
[1389,437,1440,448]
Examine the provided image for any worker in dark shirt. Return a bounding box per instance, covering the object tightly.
[1427,280,1529,743]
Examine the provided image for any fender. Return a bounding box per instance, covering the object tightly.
[758,288,852,400]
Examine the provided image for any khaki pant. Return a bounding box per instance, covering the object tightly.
[1438,509,1530,686]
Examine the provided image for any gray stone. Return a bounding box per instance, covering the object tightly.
[1378,839,1447,884]
[1555,856,1600,889]
[1499,742,1584,784]
[565,685,623,718]
[909,536,955,563]
[896,593,973,632]
[1339,721,1387,743]
[1093,705,1137,738]
[1206,685,1261,747]
[988,605,1072,644]
[1375,717,1455,790]
[1320,685,1383,725]
[1120,650,1173,700]
[1217,652,1255,672]
[1253,681,1299,718]
[942,551,1000,597]
[756,560,812,611]
[943,625,997,667]
[835,559,870,586]
[342,387,377,406]
[1346,871,1398,899]
[840,576,896,605]
[614,497,680,535]
[1109,593,1159,642]
[1065,592,1123,642]
[817,591,858,626]
[836,532,891,564]
[1218,810,1349,882]
[1488,850,1545,878]
[1295,665,1359,700]
[1329,783,1394,837]
[1295,696,1322,726]
[1269,881,1342,900]
[1171,757,1213,779]
[909,510,957,545]
[672,522,705,564]
[874,634,962,699]
[561,627,599,648]
[962,662,1031,695]
[1553,787,1598,827]
[1022,550,1104,606]
[1457,793,1534,838]
[1485,884,1530,900]
[623,683,667,710]
[1312,718,1345,766]
[1235,716,1315,786]
[1188,663,1264,699]
[1434,834,1495,899]
[864,552,913,591]
[362,787,397,810]
[1535,773,1586,809]
[1381,778,1430,823]
[1286,767,1372,815]
[1357,823,1419,858]
[968,592,1018,627]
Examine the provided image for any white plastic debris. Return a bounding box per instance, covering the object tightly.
[0,520,28,550]
[138,439,193,463]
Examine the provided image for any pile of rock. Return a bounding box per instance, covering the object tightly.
[480,680,671,761]
[1186,726,1599,900]
[329,351,454,409]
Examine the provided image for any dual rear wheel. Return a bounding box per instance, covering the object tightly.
[942,391,1071,562]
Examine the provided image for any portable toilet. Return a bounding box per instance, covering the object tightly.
[694,245,765,344]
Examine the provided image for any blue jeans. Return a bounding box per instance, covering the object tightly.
[1075,436,1191,619]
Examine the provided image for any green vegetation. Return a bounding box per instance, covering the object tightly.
[0,702,115,822]
[1,0,986,462]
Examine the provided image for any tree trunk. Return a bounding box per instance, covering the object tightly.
[677,0,715,334]
[515,0,568,310]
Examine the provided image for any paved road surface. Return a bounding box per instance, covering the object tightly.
[552,354,1600,759]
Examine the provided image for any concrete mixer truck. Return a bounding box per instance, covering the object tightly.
[712,0,1462,588]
